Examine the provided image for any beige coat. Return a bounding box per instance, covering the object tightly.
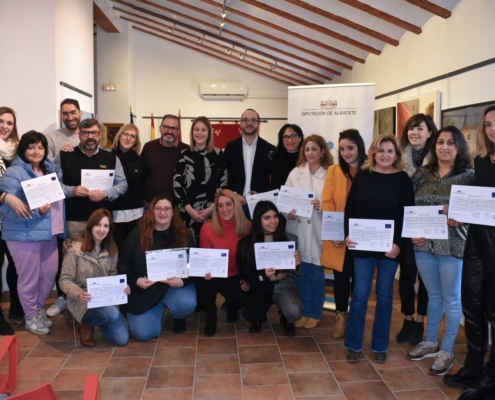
[59,241,118,323]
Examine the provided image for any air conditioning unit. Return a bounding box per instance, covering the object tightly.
[199,82,248,99]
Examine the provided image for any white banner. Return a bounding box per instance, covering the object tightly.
[288,83,375,156]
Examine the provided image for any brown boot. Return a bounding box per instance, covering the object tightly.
[331,312,347,339]
[79,323,95,347]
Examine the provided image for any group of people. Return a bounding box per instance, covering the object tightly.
[0,101,493,393]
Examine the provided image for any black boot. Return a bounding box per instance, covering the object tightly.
[463,362,495,391]
[408,321,424,346]
[0,310,14,335]
[204,314,217,337]
[226,308,238,323]
[443,351,485,388]
[280,315,295,337]
[396,319,414,343]
[173,318,186,334]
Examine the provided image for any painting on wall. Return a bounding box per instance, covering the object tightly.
[102,123,123,149]
[397,91,441,140]
[373,107,396,137]
[442,101,495,159]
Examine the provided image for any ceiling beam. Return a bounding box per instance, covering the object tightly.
[405,0,451,18]
[117,10,324,84]
[94,2,119,32]
[239,0,381,55]
[283,0,398,46]
[199,0,361,65]
[338,0,421,34]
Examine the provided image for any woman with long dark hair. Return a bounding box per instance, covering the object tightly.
[117,193,197,340]
[237,201,303,335]
[321,129,366,339]
[270,124,304,190]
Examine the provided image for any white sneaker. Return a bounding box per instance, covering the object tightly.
[25,315,50,335]
[407,341,439,360]
[46,296,67,317]
[431,351,454,376]
[38,309,53,328]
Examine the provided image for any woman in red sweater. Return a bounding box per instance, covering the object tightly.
[197,189,251,336]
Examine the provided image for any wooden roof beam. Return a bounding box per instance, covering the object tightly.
[405,0,452,18]
[94,1,119,32]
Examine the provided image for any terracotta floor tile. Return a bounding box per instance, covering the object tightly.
[152,347,196,366]
[198,322,236,338]
[18,357,65,379]
[193,374,242,399]
[113,338,157,357]
[273,323,312,337]
[429,374,464,400]
[295,397,345,400]
[242,363,289,386]
[197,337,238,355]
[236,329,276,346]
[74,331,116,349]
[158,331,197,347]
[363,347,411,368]
[64,349,113,368]
[239,345,282,364]
[277,336,319,353]
[99,377,146,399]
[244,384,295,400]
[54,390,85,400]
[142,387,194,399]
[103,357,151,377]
[329,359,381,382]
[395,388,449,399]
[28,341,75,358]
[319,343,364,361]
[12,379,50,396]
[13,329,44,349]
[339,381,397,400]
[314,314,335,329]
[146,365,194,388]
[311,328,343,344]
[282,353,330,373]
[52,368,103,390]
[196,354,240,375]
[379,366,436,391]
[288,372,341,397]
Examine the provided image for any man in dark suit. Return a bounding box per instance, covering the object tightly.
[224,109,276,218]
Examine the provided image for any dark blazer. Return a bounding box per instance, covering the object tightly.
[224,136,276,195]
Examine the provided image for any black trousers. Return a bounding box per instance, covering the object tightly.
[333,249,354,313]
[462,224,495,365]
[0,235,22,314]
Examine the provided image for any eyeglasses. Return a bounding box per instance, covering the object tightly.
[80,130,100,137]
[282,133,299,141]
[121,132,137,140]
[161,125,180,133]
[241,118,258,125]
[154,206,173,213]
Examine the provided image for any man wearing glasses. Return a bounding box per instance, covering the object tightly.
[139,114,188,202]
[224,109,276,217]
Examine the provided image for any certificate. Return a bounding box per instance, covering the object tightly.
[145,248,189,281]
[86,274,127,309]
[81,169,115,190]
[254,241,296,270]
[448,184,495,227]
[20,173,66,210]
[321,211,345,240]
[276,185,316,218]
[246,189,279,218]
[402,206,448,239]
[348,219,394,252]
[188,248,229,278]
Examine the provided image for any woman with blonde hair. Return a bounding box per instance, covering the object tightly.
[197,189,251,337]
[174,116,227,239]
[285,134,333,329]
[344,134,414,363]
[111,123,145,249]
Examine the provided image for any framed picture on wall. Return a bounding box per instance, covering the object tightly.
[102,123,123,149]
[442,101,495,159]
[373,107,396,137]
[397,91,441,140]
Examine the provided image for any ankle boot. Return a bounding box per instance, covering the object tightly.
[443,351,485,388]
[396,319,414,343]
[408,321,424,346]
[79,323,95,347]
[0,310,14,335]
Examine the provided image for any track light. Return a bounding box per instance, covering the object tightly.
[167,23,175,34]
[218,10,226,19]
[197,34,204,44]
[239,49,247,60]
[218,20,225,28]
[227,45,234,55]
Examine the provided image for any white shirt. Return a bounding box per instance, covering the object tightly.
[242,135,258,196]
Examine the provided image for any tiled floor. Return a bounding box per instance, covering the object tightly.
[0,282,468,400]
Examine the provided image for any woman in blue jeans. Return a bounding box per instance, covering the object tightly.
[118,193,197,340]
[344,134,414,363]
[60,208,129,346]
[407,126,474,375]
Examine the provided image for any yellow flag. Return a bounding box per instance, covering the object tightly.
[151,114,156,140]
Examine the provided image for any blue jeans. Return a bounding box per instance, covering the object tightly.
[345,257,398,353]
[296,262,325,319]
[127,283,197,340]
[83,306,129,346]
[415,251,462,354]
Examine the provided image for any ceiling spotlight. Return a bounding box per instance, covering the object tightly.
[218,10,226,19]
[269,60,277,71]
[197,34,204,44]
[239,49,247,60]
[167,23,175,34]
[218,20,225,28]
[227,45,234,55]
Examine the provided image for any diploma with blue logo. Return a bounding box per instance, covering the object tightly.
[81,169,115,191]
[448,185,495,227]
[145,248,189,281]
[254,241,296,270]
[402,206,448,239]
[86,274,127,309]
[188,248,229,278]
[20,172,65,210]
[276,186,316,218]
[246,189,279,219]
[348,219,394,252]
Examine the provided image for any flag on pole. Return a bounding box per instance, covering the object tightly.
[177,108,182,142]
[130,106,134,123]
[151,114,156,140]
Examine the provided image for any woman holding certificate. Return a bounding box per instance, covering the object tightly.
[321,129,366,340]
[198,189,251,337]
[406,126,473,375]
[444,106,495,389]
[117,193,197,339]
[0,131,65,336]
[285,134,332,329]
[237,201,303,335]
[344,134,414,363]
[60,209,129,347]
